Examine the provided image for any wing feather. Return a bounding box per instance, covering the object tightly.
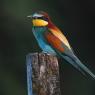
[49,28,71,49]
[45,31,65,52]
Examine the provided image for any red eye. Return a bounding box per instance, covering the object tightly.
[42,17,48,21]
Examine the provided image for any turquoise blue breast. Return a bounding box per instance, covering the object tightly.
[32,27,56,55]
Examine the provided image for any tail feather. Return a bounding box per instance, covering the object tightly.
[61,54,95,79]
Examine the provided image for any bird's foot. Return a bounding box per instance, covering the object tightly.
[41,51,56,56]
[41,51,50,55]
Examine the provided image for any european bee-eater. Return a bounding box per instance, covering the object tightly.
[27,11,95,79]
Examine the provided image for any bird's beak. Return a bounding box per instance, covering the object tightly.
[27,15,33,18]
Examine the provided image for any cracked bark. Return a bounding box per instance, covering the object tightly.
[26,53,61,95]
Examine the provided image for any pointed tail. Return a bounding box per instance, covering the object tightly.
[61,54,95,79]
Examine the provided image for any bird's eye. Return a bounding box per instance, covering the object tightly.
[33,17,42,19]
[36,16,48,21]
[42,17,48,21]
[34,16,48,21]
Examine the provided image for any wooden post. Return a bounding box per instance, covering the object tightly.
[26,53,61,95]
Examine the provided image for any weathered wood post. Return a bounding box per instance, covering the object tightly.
[26,52,61,95]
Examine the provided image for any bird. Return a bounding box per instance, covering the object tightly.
[27,11,95,79]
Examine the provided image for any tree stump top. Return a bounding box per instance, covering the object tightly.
[26,53,61,95]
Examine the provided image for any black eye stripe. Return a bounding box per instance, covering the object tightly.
[42,17,48,21]
[33,16,48,21]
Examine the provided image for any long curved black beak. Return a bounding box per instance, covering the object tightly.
[27,15,33,18]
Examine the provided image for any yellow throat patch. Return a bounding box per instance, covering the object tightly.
[32,19,48,26]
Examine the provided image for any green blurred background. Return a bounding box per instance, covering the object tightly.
[0,0,95,95]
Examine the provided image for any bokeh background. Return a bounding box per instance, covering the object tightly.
[0,0,95,95]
